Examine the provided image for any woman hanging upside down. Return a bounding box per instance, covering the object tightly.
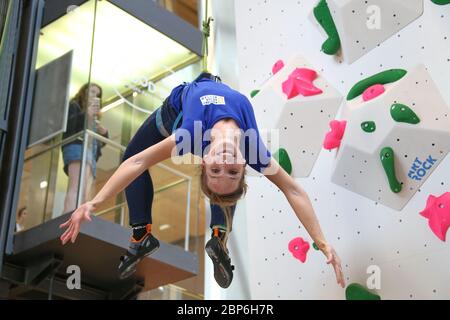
[59,72,345,289]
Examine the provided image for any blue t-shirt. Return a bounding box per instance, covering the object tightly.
[171,78,271,173]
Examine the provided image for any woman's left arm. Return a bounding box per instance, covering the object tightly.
[264,159,345,288]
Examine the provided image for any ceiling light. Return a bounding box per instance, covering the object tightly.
[35,0,198,101]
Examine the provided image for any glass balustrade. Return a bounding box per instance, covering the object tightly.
[19,128,201,253]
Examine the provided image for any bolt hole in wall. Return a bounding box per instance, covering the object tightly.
[234,0,450,299]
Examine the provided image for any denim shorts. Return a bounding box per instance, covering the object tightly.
[62,142,97,178]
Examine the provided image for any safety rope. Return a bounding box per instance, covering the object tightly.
[201,0,213,72]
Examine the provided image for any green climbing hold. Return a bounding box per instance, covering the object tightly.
[312,243,319,251]
[347,69,407,100]
[346,283,381,300]
[313,0,341,55]
[250,90,260,98]
[431,0,450,5]
[390,103,420,124]
[274,148,292,175]
[361,121,376,133]
[380,147,402,193]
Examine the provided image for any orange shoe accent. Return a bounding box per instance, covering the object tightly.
[131,224,152,243]
[213,228,219,237]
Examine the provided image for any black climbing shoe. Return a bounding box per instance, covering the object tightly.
[205,234,234,288]
[118,228,160,280]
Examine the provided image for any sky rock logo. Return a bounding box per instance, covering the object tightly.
[408,155,438,181]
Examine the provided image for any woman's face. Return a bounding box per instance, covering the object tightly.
[203,140,246,195]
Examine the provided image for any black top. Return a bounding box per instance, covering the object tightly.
[62,101,108,162]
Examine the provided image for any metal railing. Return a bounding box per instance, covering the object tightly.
[23,128,194,251]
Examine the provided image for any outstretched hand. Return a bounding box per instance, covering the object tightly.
[59,202,95,245]
[320,243,346,288]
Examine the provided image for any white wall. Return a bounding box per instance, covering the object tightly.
[204,200,252,299]
[232,0,450,300]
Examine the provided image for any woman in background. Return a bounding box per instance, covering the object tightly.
[61,83,109,214]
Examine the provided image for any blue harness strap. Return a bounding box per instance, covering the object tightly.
[156,107,170,138]
[172,84,189,133]
[172,112,183,133]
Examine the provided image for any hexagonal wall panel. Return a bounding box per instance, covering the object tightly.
[310,0,424,63]
[331,64,450,210]
[251,55,343,177]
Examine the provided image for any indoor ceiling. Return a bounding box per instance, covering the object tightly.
[36,0,199,102]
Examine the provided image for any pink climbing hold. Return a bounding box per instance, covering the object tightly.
[288,237,310,263]
[282,68,323,99]
[323,120,347,150]
[272,59,285,75]
[420,192,450,242]
[362,84,385,102]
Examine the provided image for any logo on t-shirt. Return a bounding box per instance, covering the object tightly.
[200,95,226,106]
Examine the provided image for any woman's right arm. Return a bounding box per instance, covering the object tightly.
[264,159,345,287]
[90,134,176,208]
[59,134,176,244]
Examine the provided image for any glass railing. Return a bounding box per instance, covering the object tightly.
[19,131,86,229]
[18,128,200,254]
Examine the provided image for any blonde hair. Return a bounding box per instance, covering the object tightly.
[200,167,247,245]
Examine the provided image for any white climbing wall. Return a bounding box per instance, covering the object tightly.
[332,64,450,210]
[232,0,450,299]
[251,54,343,177]
[310,0,425,64]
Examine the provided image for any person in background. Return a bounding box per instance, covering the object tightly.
[61,83,109,214]
[15,206,27,232]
